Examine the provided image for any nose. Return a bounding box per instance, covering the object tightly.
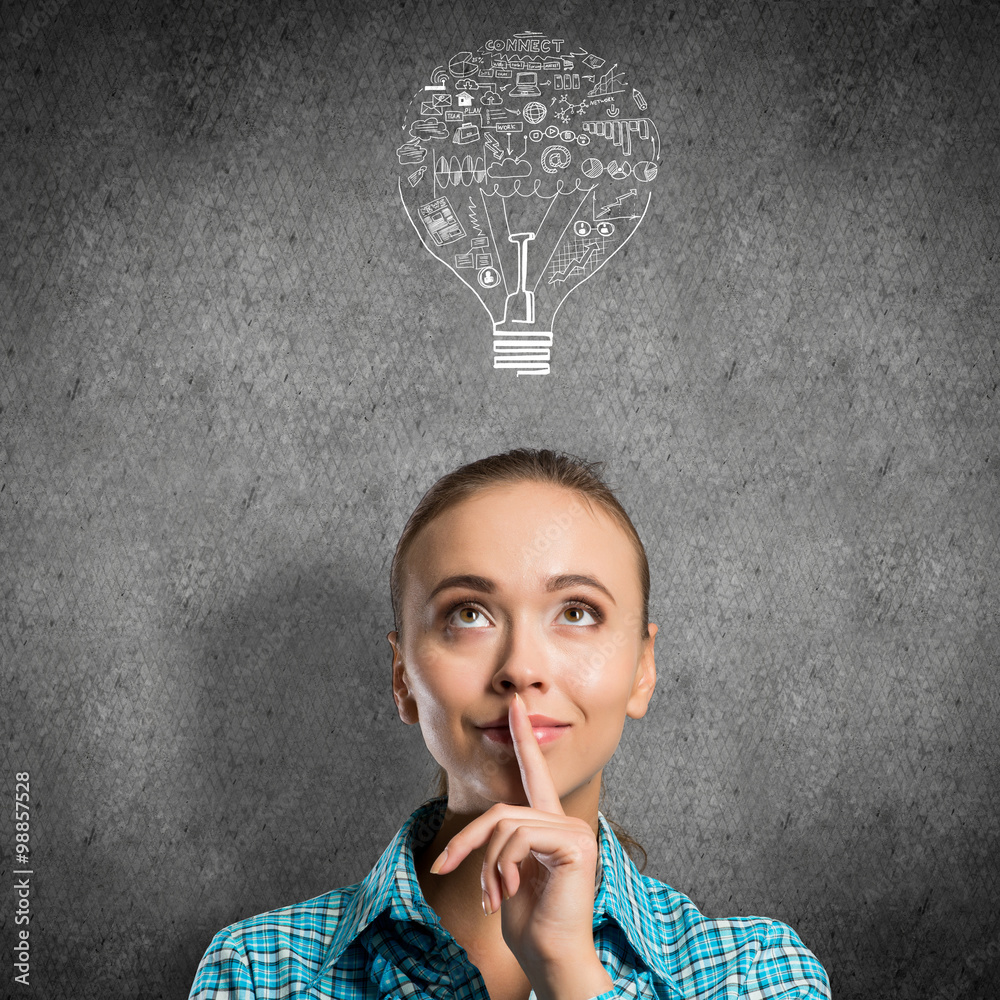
[490,617,551,693]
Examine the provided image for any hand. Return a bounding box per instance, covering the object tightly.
[429,693,613,999]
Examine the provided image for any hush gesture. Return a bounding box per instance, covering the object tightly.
[429,693,615,1000]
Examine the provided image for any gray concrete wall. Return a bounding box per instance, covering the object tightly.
[2,1,997,997]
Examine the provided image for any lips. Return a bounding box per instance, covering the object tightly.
[478,713,569,729]
[477,713,571,746]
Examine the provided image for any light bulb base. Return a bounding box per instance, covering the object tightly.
[493,329,553,377]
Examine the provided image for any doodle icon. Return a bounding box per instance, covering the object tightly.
[509,71,541,97]
[410,118,449,140]
[398,33,659,375]
[478,266,501,288]
[633,160,658,182]
[523,101,547,125]
[453,122,481,144]
[397,138,426,165]
[540,145,572,173]
[448,51,478,77]
[419,197,466,246]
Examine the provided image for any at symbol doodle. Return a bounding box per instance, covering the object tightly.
[540,145,572,173]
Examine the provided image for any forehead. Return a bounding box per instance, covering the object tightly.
[403,481,641,599]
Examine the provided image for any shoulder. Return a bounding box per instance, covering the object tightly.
[631,874,831,998]
[188,883,360,1000]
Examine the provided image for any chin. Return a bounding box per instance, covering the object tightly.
[448,774,532,811]
[484,778,531,806]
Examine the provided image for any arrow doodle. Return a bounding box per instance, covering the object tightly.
[548,244,599,284]
[595,188,637,218]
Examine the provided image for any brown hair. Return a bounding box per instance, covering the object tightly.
[393,448,650,871]
[389,448,650,639]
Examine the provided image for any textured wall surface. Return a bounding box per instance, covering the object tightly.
[2,1,998,998]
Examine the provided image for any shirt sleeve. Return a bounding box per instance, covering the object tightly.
[738,919,831,1000]
[586,969,655,999]
[584,967,685,1000]
[188,927,257,1000]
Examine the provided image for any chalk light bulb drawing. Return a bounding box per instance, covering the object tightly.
[397,32,659,375]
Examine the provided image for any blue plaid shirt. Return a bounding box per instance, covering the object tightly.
[190,797,830,999]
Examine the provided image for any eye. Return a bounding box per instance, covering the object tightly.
[447,604,492,629]
[558,604,599,626]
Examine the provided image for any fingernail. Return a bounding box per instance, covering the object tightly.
[482,889,493,916]
[429,848,448,874]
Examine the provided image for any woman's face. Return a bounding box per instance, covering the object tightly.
[389,481,657,815]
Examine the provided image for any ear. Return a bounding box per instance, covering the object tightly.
[625,622,657,720]
[388,630,419,725]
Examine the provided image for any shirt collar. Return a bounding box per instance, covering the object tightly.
[317,796,448,978]
[592,811,677,983]
[317,796,673,983]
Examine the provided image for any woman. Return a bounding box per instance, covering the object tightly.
[190,449,831,1000]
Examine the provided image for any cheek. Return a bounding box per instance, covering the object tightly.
[558,635,639,695]
[407,641,481,708]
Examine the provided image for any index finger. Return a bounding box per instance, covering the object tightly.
[509,692,564,815]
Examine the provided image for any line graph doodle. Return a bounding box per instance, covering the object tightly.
[596,188,638,218]
[548,243,601,284]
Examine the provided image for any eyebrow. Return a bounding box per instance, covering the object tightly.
[427,572,616,605]
[546,574,617,605]
[427,574,496,601]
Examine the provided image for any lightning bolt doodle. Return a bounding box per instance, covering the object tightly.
[484,133,504,160]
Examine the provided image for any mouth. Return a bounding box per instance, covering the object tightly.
[479,723,570,746]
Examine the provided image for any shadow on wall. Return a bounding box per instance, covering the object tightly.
[744,773,999,999]
[173,558,428,991]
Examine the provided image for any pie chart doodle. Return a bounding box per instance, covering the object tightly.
[448,51,478,78]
